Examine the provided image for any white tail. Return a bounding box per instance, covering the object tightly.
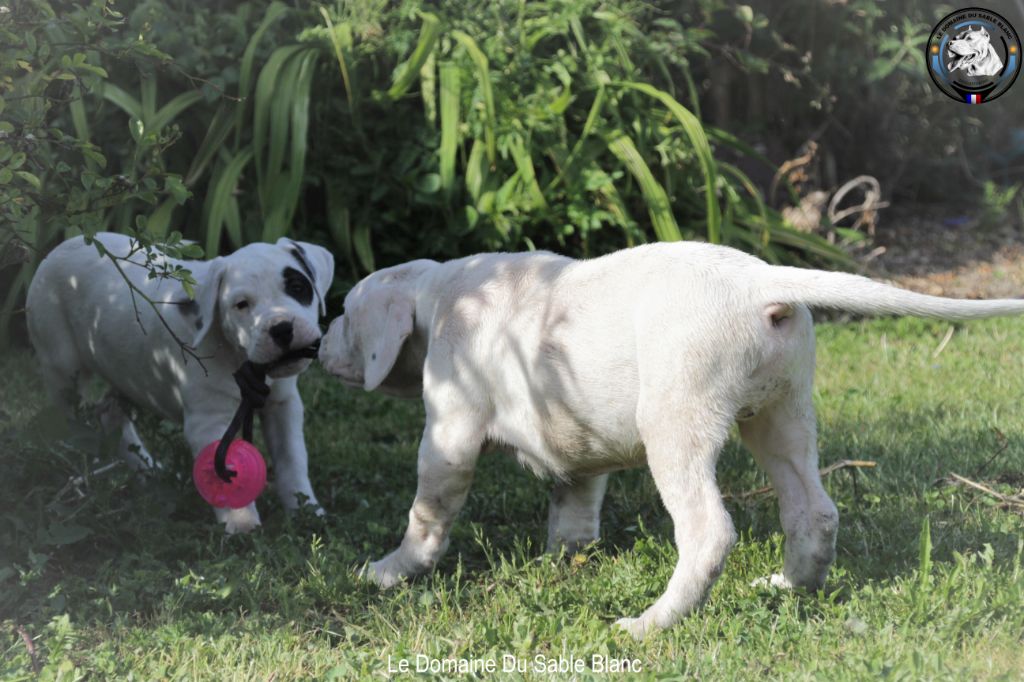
[761,266,1024,320]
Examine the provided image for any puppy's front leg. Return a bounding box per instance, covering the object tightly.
[261,383,322,515]
[367,415,483,588]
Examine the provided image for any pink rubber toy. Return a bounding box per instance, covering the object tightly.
[192,439,267,509]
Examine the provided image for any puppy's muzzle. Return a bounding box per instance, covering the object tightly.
[260,337,321,374]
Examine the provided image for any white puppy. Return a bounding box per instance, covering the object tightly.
[318,241,1024,638]
[27,232,334,533]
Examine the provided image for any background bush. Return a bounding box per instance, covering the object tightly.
[2,0,1022,344]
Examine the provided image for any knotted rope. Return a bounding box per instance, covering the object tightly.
[213,343,319,483]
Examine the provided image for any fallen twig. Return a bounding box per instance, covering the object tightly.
[931,325,955,359]
[947,472,1024,511]
[49,460,124,508]
[971,427,1008,479]
[723,459,877,501]
[16,624,40,675]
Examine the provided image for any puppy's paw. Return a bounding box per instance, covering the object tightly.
[545,534,598,556]
[279,489,325,517]
[217,505,262,535]
[614,616,653,641]
[750,573,792,589]
[359,555,407,589]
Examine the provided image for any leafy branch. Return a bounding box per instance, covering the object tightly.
[88,234,210,374]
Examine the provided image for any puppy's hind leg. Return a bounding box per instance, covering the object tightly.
[738,391,838,592]
[98,394,158,472]
[546,474,608,554]
[615,399,737,639]
[30,320,83,413]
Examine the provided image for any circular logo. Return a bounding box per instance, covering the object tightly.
[926,7,1021,103]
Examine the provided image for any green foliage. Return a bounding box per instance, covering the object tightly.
[710,0,1022,201]
[5,0,1016,346]
[978,180,1023,233]
[3,313,1024,677]
[0,1,195,343]
[3,0,863,348]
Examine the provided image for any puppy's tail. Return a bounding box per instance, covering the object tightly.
[759,266,1024,320]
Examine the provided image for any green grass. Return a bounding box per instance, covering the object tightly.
[2,315,1024,680]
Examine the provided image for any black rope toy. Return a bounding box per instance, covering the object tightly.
[192,342,319,509]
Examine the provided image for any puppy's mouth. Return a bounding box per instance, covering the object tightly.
[335,374,363,388]
[258,338,321,376]
[321,363,363,388]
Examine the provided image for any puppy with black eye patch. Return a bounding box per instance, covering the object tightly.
[26,232,335,534]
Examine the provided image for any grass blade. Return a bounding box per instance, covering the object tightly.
[438,61,461,198]
[451,30,496,164]
[318,8,358,123]
[918,516,933,583]
[757,220,856,267]
[387,12,441,100]
[508,137,547,210]
[150,90,204,133]
[420,50,437,127]
[100,83,142,120]
[465,138,488,202]
[252,44,305,207]
[147,197,177,238]
[274,48,319,238]
[325,184,358,276]
[203,147,253,256]
[719,161,770,247]
[236,0,290,149]
[184,104,236,187]
[605,130,680,242]
[69,84,96,171]
[615,81,720,243]
[140,75,156,126]
[353,220,375,272]
[264,49,306,197]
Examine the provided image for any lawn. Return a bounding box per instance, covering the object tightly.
[2,315,1023,680]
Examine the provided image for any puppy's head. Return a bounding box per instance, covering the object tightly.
[319,260,437,396]
[192,238,334,377]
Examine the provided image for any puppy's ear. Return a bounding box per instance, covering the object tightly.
[277,238,335,316]
[363,293,414,391]
[192,257,225,348]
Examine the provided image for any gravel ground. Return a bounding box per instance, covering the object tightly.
[866,204,1024,299]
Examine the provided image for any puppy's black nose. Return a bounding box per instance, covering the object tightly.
[269,321,294,349]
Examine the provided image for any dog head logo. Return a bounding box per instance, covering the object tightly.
[927,8,1021,103]
[948,26,1003,76]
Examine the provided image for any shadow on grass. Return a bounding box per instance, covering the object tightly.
[3,364,1021,634]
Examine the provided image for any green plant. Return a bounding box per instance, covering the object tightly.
[0,0,209,349]
[307,0,851,275]
[978,180,1021,233]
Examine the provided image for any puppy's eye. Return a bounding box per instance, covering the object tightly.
[286,278,312,300]
[235,300,250,311]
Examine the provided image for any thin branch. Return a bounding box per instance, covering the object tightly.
[723,459,877,501]
[972,428,1009,479]
[15,625,40,676]
[99,241,210,374]
[947,473,1024,510]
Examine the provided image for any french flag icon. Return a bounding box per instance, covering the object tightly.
[966,93,983,104]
